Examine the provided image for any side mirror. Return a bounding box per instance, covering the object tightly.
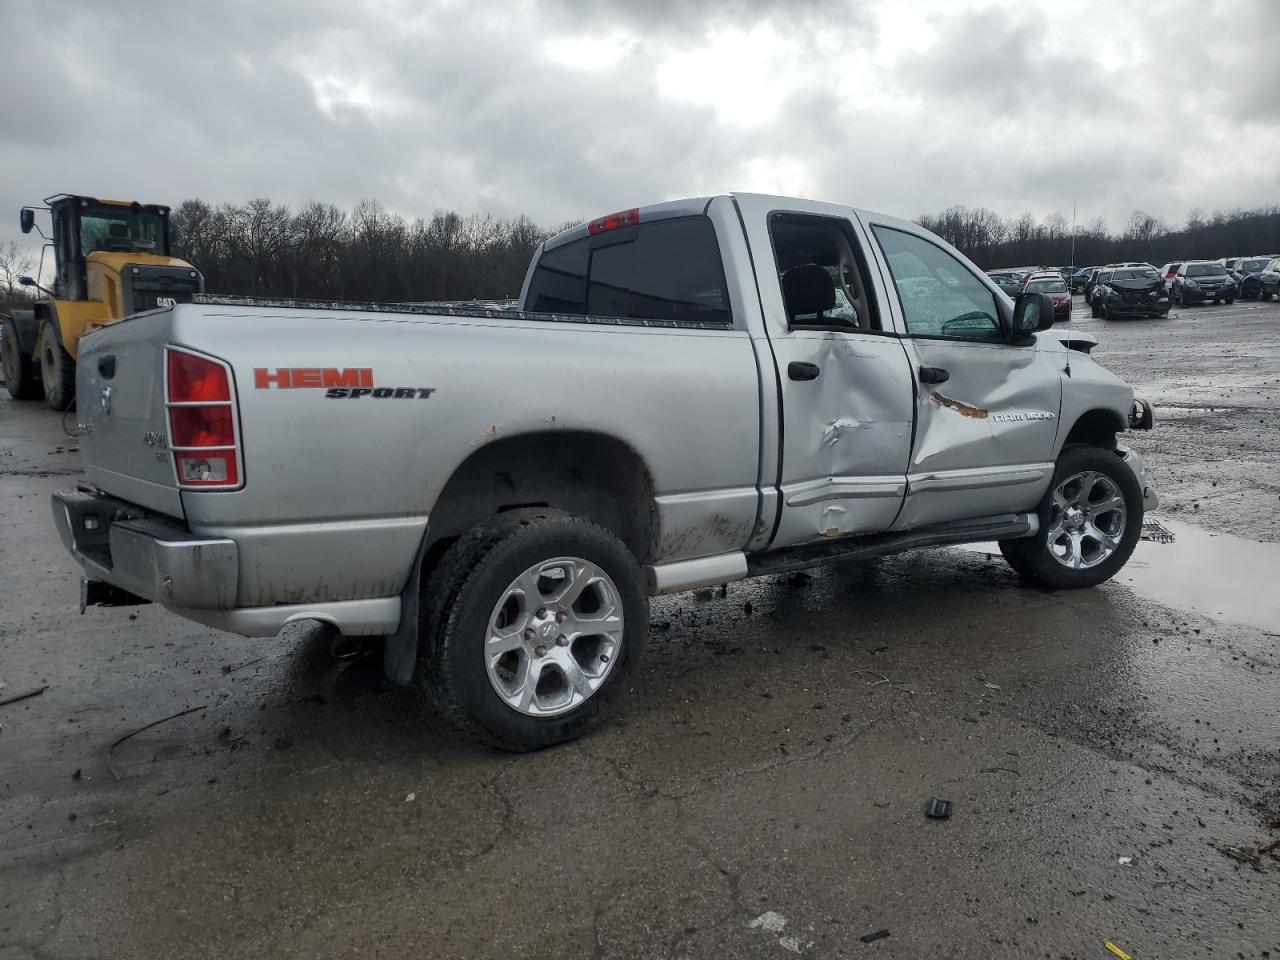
[18,276,36,287]
[1011,291,1055,336]
[19,208,34,234]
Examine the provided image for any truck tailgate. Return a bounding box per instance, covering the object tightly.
[75,310,185,518]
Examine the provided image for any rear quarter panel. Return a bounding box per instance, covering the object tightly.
[172,305,761,606]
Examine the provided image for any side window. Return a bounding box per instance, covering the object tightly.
[768,214,880,331]
[524,217,731,325]
[871,226,1003,342]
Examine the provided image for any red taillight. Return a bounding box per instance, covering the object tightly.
[586,207,640,235]
[169,405,234,447]
[168,350,230,402]
[165,347,241,489]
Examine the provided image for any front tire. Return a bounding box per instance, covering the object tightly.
[418,511,647,751]
[38,319,75,411]
[2,317,41,400]
[998,445,1143,589]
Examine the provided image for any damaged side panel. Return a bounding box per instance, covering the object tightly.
[771,331,916,547]
[894,339,1061,530]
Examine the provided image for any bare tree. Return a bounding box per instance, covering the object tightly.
[0,241,35,308]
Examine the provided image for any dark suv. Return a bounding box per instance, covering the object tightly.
[1228,257,1278,300]
[1091,264,1168,320]
[1170,261,1237,306]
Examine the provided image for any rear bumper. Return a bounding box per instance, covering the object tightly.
[51,489,401,636]
[1179,287,1230,303]
[53,489,237,609]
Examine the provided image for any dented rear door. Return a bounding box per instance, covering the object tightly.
[860,217,1060,530]
[731,196,916,549]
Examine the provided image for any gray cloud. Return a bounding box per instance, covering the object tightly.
[1,0,1276,261]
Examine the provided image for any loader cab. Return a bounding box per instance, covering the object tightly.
[44,195,172,301]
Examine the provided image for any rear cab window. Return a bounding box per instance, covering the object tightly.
[524,216,732,325]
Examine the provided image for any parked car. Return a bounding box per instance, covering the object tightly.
[1022,271,1072,322]
[1170,261,1237,306]
[50,192,1158,750]
[1069,267,1094,293]
[1084,267,1105,303]
[1228,256,1278,300]
[1159,262,1183,293]
[1258,259,1280,301]
[986,270,1025,294]
[1091,264,1169,320]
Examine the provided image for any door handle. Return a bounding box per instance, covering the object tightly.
[97,355,116,379]
[788,361,820,381]
[918,366,949,384]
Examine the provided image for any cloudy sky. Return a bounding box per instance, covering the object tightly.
[2,0,1277,254]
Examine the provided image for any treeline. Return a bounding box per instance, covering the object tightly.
[12,198,1280,310]
[171,199,558,303]
[916,205,1280,270]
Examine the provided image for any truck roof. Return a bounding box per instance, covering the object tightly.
[541,193,914,253]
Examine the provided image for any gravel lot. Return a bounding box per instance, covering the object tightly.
[2,295,1278,959]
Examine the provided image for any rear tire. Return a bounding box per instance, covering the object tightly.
[1,317,41,400]
[38,319,75,411]
[418,510,647,751]
[998,445,1143,590]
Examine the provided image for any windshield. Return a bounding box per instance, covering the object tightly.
[1241,259,1270,272]
[1026,278,1067,293]
[79,204,167,258]
[1113,267,1159,280]
[1186,263,1227,278]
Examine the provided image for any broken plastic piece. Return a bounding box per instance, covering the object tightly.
[1104,941,1133,960]
[860,929,890,943]
[925,798,952,819]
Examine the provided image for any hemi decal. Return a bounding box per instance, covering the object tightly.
[254,368,373,389]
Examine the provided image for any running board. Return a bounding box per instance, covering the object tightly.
[746,513,1039,578]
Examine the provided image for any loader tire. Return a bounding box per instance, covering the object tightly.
[39,319,75,411]
[2,317,41,400]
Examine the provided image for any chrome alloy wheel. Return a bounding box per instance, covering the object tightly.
[485,557,624,717]
[1047,470,1128,570]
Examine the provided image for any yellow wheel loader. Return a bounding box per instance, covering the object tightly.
[1,195,203,410]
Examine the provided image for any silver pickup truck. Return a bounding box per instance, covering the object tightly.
[53,194,1156,750]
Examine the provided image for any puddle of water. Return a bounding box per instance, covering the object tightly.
[961,518,1280,633]
[1118,519,1280,633]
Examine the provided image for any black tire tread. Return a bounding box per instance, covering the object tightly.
[2,318,41,400]
[418,509,645,752]
[39,319,75,411]
[997,444,1143,590]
